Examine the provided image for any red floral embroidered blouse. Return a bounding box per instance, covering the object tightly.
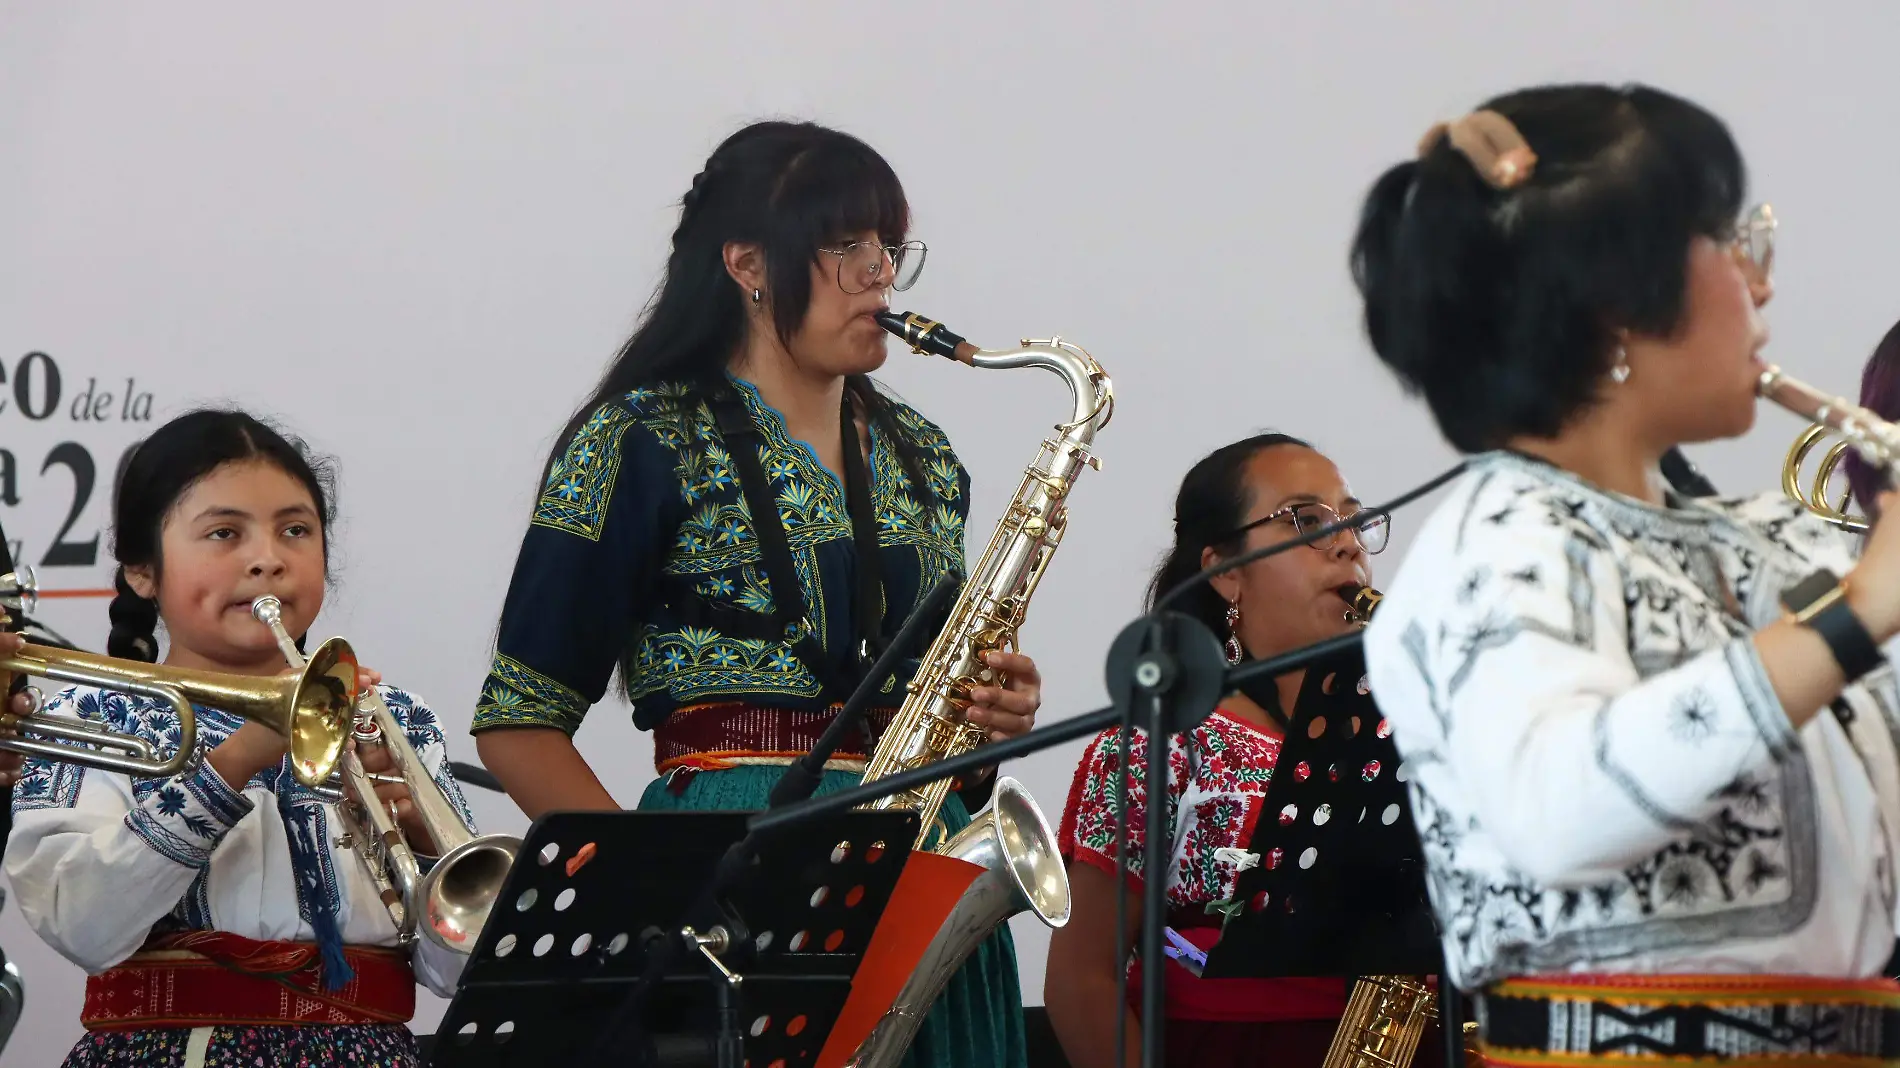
[1058,707,1349,1023]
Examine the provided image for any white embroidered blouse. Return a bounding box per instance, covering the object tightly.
[5,683,476,997]
[1363,451,1900,990]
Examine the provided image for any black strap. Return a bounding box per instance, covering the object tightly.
[837,396,891,661]
[705,387,890,703]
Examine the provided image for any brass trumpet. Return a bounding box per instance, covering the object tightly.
[251,596,518,955]
[0,571,353,787]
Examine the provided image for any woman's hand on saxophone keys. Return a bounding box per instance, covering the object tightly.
[966,650,1042,742]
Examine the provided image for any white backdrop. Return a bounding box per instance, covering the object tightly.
[5,2,1900,1062]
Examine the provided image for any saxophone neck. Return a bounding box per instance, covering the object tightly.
[875,309,1114,440]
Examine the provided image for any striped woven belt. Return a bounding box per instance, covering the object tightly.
[1473,973,1900,1066]
[652,702,898,777]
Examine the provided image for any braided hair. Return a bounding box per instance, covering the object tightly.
[109,410,335,662]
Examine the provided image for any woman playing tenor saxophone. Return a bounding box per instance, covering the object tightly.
[471,120,1042,1068]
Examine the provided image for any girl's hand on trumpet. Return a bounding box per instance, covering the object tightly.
[342,663,440,853]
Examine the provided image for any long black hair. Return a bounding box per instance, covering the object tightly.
[109,409,335,662]
[1350,84,1746,452]
[1148,433,1311,637]
[547,120,926,481]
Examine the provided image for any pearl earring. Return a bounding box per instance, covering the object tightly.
[1610,346,1631,384]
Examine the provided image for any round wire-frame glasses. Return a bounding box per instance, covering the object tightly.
[817,240,928,295]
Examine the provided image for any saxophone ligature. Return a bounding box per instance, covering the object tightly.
[1339,582,1382,627]
[842,310,1112,1068]
[1764,363,1900,533]
[252,597,519,954]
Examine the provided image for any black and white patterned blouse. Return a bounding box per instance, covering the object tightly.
[1364,451,1900,989]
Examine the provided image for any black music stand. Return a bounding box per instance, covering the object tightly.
[1201,640,1438,977]
[429,808,919,1068]
[1198,642,1458,1060]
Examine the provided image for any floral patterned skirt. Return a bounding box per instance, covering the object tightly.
[60,1022,421,1067]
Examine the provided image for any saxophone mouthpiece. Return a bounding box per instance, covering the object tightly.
[1338,583,1382,626]
[875,310,978,365]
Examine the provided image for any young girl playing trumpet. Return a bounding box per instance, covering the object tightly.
[5,409,476,1067]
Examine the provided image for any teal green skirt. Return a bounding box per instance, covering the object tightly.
[638,767,1028,1068]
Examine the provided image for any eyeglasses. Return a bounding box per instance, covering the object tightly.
[816,240,928,295]
[1225,502,1392,555]
[1730,203,1775,283]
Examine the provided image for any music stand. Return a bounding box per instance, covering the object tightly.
[1198,640,1464,1066]
[1201,640,1439,978]
[430,808,919,1068]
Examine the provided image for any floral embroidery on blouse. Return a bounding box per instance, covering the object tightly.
[1059,709,1284,916]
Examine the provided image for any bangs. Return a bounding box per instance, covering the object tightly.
[766,136,911,252]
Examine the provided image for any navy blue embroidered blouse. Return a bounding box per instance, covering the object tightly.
[472,378,970,735]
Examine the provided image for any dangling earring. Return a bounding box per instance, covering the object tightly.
[1610,346,1631,384]
[1224,602,1244,665]
[751,288,762,305]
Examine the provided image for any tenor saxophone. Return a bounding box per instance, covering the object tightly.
[843,311,1112,1068]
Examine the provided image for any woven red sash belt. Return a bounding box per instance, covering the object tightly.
[653,702,897,777]
[82,930,416,1031]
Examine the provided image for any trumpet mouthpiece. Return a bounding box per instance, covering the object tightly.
[250,596,283,625]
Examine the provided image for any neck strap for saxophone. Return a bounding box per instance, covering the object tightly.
[700,385,893,705]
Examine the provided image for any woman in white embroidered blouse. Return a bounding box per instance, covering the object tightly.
[1349,84,1900,1064]
[5,410,474,1068]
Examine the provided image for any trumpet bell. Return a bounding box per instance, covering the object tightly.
[285,638,357,787]
[420,834,521,953]
[1783,422,1870,532]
